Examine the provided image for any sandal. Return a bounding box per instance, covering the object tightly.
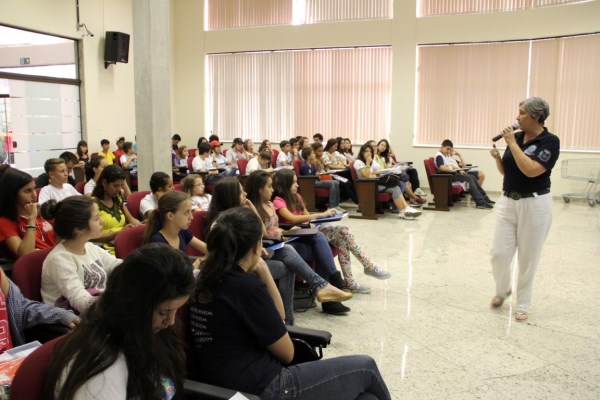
[490,289,512,308]
[515,310,529,321]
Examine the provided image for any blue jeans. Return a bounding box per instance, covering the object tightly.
[260,355,391,400]
[315,179,341,208]
[271,245,329,293]
[290,232,338,280]
[266,259,295,325]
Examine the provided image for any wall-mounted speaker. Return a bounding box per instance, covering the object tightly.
[104,31,130,69]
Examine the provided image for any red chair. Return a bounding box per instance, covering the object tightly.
[114,225,146,259]
[10,335,63,400]
[11,247,54,302]
[188,211,207,257]
[74,180,86,194]
[271,150,279,168]
[173,183,183,191]
[422,157,463,211]
[348,163,392,220]
[126,190,151,220]
[237,158,249,176]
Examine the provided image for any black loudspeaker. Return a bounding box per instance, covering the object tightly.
[104,31,130,68]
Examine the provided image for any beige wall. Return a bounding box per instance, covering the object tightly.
[2,0,599,197]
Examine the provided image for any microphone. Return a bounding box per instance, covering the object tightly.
[492,123,520,142]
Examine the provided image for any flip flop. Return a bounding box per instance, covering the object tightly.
[490,289,512,308]
[515,310,528,321]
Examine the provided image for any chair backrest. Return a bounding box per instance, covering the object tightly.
[11,247,54,302]
[173,183,183,191]
[271,151,279,168]
[10,335,64,400]
[423,158,436,189]
[237,158,249,176]
[114,224,146,259]
[292,159,303,176]
[126,190,151,220]
[74,180,86,194]
[188,211,207,257]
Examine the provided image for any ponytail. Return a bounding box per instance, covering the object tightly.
[142,191,190,244]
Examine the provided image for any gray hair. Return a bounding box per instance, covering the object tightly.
[519,97,550,125]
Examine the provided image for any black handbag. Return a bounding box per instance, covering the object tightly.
[377,174,403,188]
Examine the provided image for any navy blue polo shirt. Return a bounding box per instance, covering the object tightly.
[502,128,560,193]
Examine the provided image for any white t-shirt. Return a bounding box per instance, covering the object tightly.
[120,154,138,174]
[84,179,96,196]
[245,157,262,174]
[226,149,247,164]
[276,151,292,168]
[38,184,81,205]
[57,353,128,399]
[353,159,382,176]
[139,193,158,218]
[42,241,122,313]
[192,155,213,172]
[191,194,212,211]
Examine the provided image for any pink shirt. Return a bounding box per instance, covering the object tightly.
[272,195,305,224]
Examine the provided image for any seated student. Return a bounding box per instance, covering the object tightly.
[171,133,182,152]
[243,139,258,158]
[37,158,81,205]
[119,141,138,175]
[312,132,324,144]
[98,138,116,165]
[41,196,122,314]
[435,139,494,209]
[190,207,391,399]
[208,133,220,143]
[92,165,141,254]
[197,136,209,149]
[192,143,237,185]
[340,137,356,163]
[84,155,107,196]
[140,171,174,219]
[0,168,56,258]
[376,139,425,207]
[319,140,358,204]
[246,149,273,174]
[446,141,486,186]
[113,136,126,161]
[209,140,228,169]
[300,147,345,213]
[276,140,294,168]
[354,143,422,220]
[35,151,82,188]
[76,140,90,172]
[181,174,212,212]
[259,139,273,153]
[226,137,249,165]
[0,268,78,354]
[142,191,207,269]
[273,169,390,294]
[173,145,189,169]
[45,244,194,399]
[289,137,301,161]
[207,177,352,323]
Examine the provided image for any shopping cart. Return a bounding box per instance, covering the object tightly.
[561,158,600,207]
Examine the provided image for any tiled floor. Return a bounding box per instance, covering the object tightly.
[295,194,600,399]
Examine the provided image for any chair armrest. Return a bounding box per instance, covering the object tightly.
[24,324,70,344]
[287,325,332,348]
[298,175,318,181]
[184,379,261,400]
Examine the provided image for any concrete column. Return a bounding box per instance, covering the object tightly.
[132,0,172,191]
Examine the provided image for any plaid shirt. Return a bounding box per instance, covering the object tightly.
[7,280,76,346]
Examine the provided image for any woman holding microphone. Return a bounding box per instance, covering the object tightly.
[489,97,560,321]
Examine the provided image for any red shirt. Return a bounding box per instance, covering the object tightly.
[0,216,56,258]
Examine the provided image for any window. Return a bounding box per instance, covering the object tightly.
[415,33,600,151]
[206,0,392,30]
[418,0,590,17]
[206,47,392,143]
[0,25,81,175]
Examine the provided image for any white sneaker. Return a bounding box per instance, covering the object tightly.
[364,265,392,280]
[398,210,415,220]
[414,188,427,197]
[404,206,422,218]
[345,281,372,294]
[334,206,347,214]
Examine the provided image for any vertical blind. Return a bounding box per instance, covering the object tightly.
[418,0,589,16]
[206,47,392,143]
[206,0,391,30]
[415,34,600,151]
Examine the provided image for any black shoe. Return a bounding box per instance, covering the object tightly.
[322,302,351,315]
[476,203,494,209]
[329,271,345,290]
[487,200,496,204]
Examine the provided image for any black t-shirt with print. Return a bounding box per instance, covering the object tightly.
[189,265,286,394]
[502,128,560,193]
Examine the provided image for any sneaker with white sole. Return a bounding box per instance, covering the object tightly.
[404,206,422,218]
[414,188,427,196]
[398,210,415,220]
[345,281,372,294]
[364,265,392,280]
[334,206,347,214]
